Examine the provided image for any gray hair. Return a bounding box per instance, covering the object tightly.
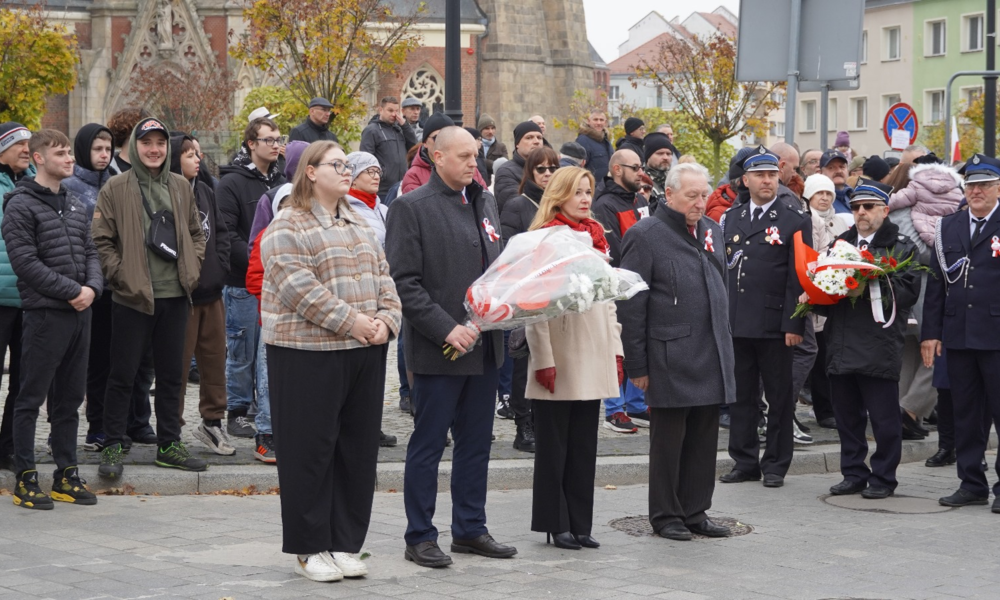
[904,144,929,154]
[665,161,710,191]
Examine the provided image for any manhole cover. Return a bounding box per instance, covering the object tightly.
[822,494,955,514]
[608,515,752,539]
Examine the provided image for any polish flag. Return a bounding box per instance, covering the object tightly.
[950,116,962,164]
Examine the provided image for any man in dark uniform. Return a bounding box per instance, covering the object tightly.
[821,180,920,499]
[922,153,1000,512]
[719,146,811,488]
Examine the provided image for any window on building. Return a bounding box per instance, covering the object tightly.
[926,20,946,56]
[926,90,945,123]
[829,98,838,130]
[861,30,868,64]
[965,14,984,51]
[770,121,786,138]
[801,100,816,132]
[609,85,620,100]
[883,94,901,115]
[964,86,984,106]
[884,26,901,60]
[656,85,663,109]
[850,97,868,130]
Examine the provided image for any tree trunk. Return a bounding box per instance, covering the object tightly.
[712,139,723,181]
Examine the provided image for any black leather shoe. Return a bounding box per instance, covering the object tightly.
[688,519,730,538]
[830,479,866,495]
[993,497,1000,514]
[513,423,535,453]
[404,541,453,568]
[902,427,926,440]
[925,448,956,467]
[658,522,692,541]
[546,532,581,550]
[939,488,989,507]
[901,409,929,435]
[128,429,158,445]
[451,533,517,558]
[573,534,600,548]
[762,474,784,488]
[817,417,837,429]
[861,486,893,499]
[380,431,397,447]
[720,469,760,483]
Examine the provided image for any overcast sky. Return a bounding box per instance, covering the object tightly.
[583,0,741,62]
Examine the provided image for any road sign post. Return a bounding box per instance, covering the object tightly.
[882,103,919,150]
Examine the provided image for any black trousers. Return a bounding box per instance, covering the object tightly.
[649,405,720,531]
[13,308,91,474]
[829,374,902,490]
[268,344,385,555]
[510,356,532,426]
[530,399,599,535]
[0,306,22,458]
[87,290,155,437]
[946,349,1000,498]
[936,388,955,453]
[103,298,188,447]
[810,330,835,422]
[729,337,794,477]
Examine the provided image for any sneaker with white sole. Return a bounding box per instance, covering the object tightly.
[625,409,650,428]
[194,420,236,456]
[330,552,368,577]
[603,412,637,433]
[294,552,343,582]
[792,420,813,444]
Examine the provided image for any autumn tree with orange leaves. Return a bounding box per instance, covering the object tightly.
[633,33,782,177]
[231,0,424,142]
[123,63,240,138]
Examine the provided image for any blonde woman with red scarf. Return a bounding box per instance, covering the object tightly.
[345,152,388,245]
[524,166,625,550]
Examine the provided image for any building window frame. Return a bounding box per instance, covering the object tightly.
[925,88,946,124]
[925,19,947,57]
[861,30,868,64]
[883,26,902,61]
[800,100,817,133]
[963,13,985,52]
[849,96,868,131]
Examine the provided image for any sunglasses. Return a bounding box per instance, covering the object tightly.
[534,166,558,174]
[850,202,884,212]
[641,185,653,192]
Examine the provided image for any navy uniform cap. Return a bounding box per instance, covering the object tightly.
[958,153,1000,183]
[849,178,893,204]
[740,145,780,172]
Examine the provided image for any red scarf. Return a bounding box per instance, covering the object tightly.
[543,213,611,255]
[349,188,379,210]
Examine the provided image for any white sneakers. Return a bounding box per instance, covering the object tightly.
[294,551,368,582]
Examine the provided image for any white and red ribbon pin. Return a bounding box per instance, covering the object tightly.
[992,236,1000,258]
[482,218,500,243]
[765,226,782,245]
[704,228,714,253]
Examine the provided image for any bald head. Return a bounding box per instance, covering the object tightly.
[770,142,800,184]
[529,115,546,135]
[433,126,479,191]
[610,149,642,193]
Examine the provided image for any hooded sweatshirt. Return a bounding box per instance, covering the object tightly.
[247,140,309,256]
[887,163,964,249]
[63,123,114,217]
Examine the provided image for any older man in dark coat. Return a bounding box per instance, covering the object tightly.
[619,162,736,541]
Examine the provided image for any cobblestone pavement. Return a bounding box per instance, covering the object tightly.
[1,461,998,599]
[4,340,844,467]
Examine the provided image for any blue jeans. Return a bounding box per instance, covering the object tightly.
[604,380,648,417]
[255,335,272,434]
[224,286,259,412]
[396,330,409,398]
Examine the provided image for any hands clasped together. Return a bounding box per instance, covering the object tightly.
[350,313,390,345]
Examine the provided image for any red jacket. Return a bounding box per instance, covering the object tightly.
[245,228,265,321]
[401,146,488,194]
[706,183,738,223]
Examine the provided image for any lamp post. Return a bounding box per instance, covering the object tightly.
[444,0,463,126]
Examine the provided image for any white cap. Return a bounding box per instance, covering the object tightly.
[803,173,836,200]
[248,106,279,123]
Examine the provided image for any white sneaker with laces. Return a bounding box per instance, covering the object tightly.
[330,552,369,577]
[294,552,343,582]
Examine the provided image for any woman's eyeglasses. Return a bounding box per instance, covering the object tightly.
[534,166,559,174]
[360,167,382,178]
[318,160,352,175]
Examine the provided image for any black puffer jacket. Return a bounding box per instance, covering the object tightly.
[500,179,543,242]
[1,180,103,310]
[615,135,644,159]
[817,220,921,380]
[216,163,285,287]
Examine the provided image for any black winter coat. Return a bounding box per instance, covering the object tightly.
[500,179,543,242]
[190,180,231,304]
[817,221,920,380]
[216,165,285,287]
[493,151,526,213]
[1,180,103,310]
[615,135,644,160]
[359,115,418,195]
[288,118,339,144]
[591,177,649,267]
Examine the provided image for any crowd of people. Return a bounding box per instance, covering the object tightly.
[0,96,997,583]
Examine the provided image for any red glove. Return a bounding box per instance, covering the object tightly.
[535,367,556,394]
[616,356,625,387]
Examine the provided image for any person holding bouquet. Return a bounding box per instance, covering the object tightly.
[524,166,624,549]
[819,180,920,499]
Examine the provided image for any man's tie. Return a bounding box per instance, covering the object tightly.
[688,224,696,238]
[972,217,986,245]
[752,207,764,223]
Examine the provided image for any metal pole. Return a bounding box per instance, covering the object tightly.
[783,0,801,144]
[819,83,829,151]
[444,0,463,126]
[986,0,996,156]
[945,71,1000,160]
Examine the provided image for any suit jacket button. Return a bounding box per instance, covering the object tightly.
[969,285,974,289]
[745,241,750,245]
[968,304,973,308]
[473,240,480,247]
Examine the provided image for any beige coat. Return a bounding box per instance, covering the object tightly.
[525,303,624,401]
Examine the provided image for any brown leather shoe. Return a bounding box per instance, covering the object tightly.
[451,533,517,558]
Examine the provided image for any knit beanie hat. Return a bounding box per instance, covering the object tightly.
[642,132,673,163]
[835,131,850,147]
[862,155,891,182]
[803,173,836,200]
[0,122,31,154]
[346,151,381,184]
[513,121,543,147]
[624,117,645,135]
[422,112,455,142]
[477,114,496,130]
[560,141,587,161]
[464,126,482,140]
